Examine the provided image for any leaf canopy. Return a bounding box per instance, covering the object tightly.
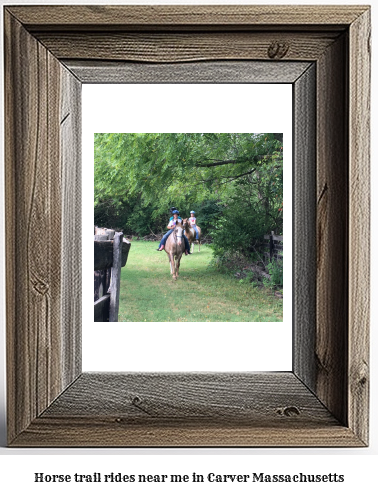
[94,132,283,251]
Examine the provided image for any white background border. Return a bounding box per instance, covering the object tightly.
[0,3,376,498]
[83,83,292,372]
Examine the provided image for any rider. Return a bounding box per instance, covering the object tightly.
[188,210,199,240]
[156,210,191,255]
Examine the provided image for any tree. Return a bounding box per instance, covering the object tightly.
[94,133,283,248]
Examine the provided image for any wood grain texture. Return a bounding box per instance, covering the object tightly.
[4,11,81,444]
[35,31,339,63]
[94,240,130,270]
[348,9,371,445]
[11,420,363,448]
[7,5,367,30]
[65,60,312,84]
[11,373,364,447]
[4,4,370,447]
[60,67,82,390]
[109,232,123,322]
[5,12,62,442]
[316,34,348,425]
[40,373,338,421]
[293,65,316,390]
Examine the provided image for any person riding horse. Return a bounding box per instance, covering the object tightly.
[156,210,191,255]
[188,210,199,240]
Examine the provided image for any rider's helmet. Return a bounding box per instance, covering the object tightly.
[172,210,179,215]
[190,211,195,214]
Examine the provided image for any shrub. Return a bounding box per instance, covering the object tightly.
[264,259,283,288]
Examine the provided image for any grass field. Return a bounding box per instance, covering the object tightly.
[118,241,283,322]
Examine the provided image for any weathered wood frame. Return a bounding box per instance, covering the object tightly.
[4,5,370,447]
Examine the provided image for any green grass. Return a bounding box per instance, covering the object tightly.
[118,241,283,322]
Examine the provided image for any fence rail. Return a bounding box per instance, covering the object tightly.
[94,227,131,322]
[262,231,283,261]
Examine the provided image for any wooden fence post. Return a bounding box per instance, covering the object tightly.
[109,232,123,322]
[94,228,131,322]
[263,232,283,262]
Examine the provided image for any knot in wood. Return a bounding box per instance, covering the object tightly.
[132,396,142,406]
[130,395,154,416]
[276,406,300,417]
[268,41,289,59]
[354,361,368,388]
[359,376,367,386]
[32,279,49,296]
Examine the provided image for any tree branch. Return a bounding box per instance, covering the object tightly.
[194,159,240,168]
[193,153,282,168]
[195,168,257,186]
[217,168,257,184]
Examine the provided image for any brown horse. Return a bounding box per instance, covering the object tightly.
[183,219,201,252]
[164,220,185,280]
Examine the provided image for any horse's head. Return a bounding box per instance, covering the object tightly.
[173,222,184,247]
[182,218,190,230]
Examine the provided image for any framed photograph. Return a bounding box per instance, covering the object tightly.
[5,5,370,447]
[86,85,291,370]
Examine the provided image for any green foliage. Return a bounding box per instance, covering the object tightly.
[118,241,283,322]
[210,206,266,257]
[94,132,283,252]
[208,250,252,278]
[187,199,224,234]
[264,259,284,288]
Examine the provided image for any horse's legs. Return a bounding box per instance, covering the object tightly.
[175,259,179,279]
[191,242,194,253]
[168,254,174,277]
[177,255,182,277]
[171,254,178,280]
[176,255,180,278]
[174,256,178,279]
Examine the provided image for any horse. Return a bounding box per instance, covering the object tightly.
[183,219,201,252]
[164,220,185,280]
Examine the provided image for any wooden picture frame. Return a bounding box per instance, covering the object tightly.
[5,5,370,447]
